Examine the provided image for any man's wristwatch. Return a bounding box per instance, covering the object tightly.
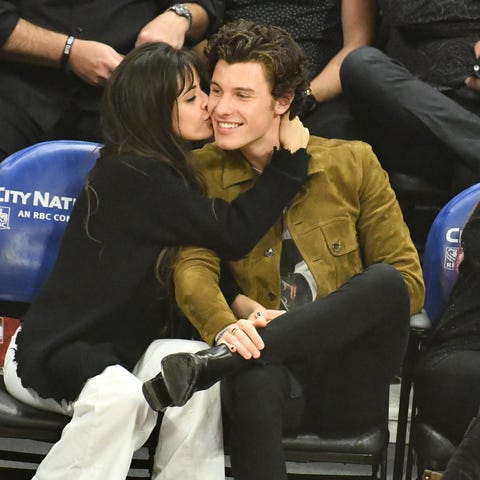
[167,4,193,29]
[299,87,317,118]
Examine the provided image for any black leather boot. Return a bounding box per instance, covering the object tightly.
[142,344,241,411]
[142,372,173,412]
[442,416,480,480]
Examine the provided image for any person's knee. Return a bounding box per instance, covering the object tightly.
[113,385,150,418]
[342,46,385,75]
[368,262,407,292]
[80,366,150,419]
[367,263,411,323]
[340,46,387,93]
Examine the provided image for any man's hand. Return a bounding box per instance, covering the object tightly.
[217,310,286,360]
[68,40,124,86]
[0,18,122,85]
[465,40,480,92]
[217,317,265,360]
[135,11,190,49]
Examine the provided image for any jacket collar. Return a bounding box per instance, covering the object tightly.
[221,150,258,189]
[220,147,324,189]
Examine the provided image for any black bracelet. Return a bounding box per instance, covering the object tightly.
[61,35,75,70]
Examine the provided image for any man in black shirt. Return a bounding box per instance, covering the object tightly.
[340,0,480,194]
[0,1,222,160]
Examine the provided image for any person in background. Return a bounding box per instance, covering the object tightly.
[340,0,480,194]
[0,1,223,161]
[142,20,425,480]
[216,0,377,140]
[3,41,310,480]
[414,199,480,480]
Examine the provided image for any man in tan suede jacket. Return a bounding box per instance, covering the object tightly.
[173,19,425,480]
[176,136,424,344]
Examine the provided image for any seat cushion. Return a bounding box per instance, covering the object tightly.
[0,376,68,442]
[283,427,388,463]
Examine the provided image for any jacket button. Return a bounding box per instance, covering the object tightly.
[332,241,343,252]
[264,248,275,257]
[268,292,277,301]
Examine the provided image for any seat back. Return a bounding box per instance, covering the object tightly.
[422,182,480,325]
[0,140,100,303]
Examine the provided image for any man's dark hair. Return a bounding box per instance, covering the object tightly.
[205,19,310,117]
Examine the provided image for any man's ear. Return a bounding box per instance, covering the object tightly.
[274,95,294,115]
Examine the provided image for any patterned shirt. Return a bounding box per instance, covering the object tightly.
[223,0,342,78]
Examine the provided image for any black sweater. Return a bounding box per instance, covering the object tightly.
[15,148,308,402]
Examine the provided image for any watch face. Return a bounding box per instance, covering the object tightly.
[170,4,192,21]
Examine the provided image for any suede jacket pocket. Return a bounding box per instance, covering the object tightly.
[320,216,362,287]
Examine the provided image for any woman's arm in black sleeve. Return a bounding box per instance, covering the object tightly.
[147,147,309,258]
[96,147,308,259]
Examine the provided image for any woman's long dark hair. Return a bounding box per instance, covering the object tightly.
[100,41,206,189]
[87,42,209,298]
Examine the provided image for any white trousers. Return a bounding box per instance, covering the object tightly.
[4,329,224,480]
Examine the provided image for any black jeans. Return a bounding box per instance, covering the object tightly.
[340,47,480,192]
[414,345,480,445]
[222,263,411,480]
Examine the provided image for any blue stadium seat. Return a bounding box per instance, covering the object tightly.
[422,183,480,323]
[0,140,100,304]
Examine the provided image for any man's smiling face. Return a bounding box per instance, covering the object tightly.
[208,60,285,157]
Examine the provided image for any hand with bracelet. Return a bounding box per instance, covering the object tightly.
[64,37,124,86]
[0,18,123,86]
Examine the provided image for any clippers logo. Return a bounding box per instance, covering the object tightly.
[0,206,10,229]
[444,246,458,270]
[446,227,461,244]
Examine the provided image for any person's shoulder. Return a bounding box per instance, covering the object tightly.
[307,135,373,155]
[307,135,377,169]
[91,153,182,199]
[95,152,172,178]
